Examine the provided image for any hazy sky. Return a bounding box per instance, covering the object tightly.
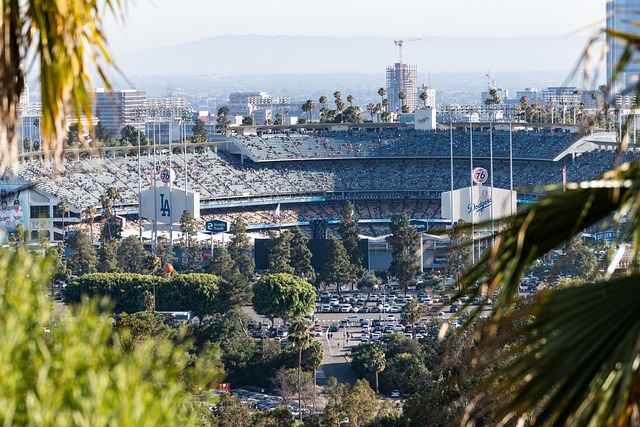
[108,0,607,52]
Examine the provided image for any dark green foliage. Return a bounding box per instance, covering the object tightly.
[206,246,234,277]
[228,217,254,279]
[97,239,119,273]
[191,120,208,143]
[337,201,364,284]
[289,227,315,281]
[120,125,144,146]
[65,230,96,276]
[116,235,148,273]
[268,231,294,274]
[64,272,222,316]
[318,237,353,291]
[252,273,316,321]
[387,215,421,293]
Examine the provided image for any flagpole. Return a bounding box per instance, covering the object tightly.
[137,130,142,241]
[169,114,174,250]
[489,116,495,243]
[469,117,475,264]
[509,119,514,216]
[152,119,159,253]
[449,111,454,228]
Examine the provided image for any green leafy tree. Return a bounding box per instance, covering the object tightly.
[358,271,381,298]
[120,125,143,146]
[66,230,96,276]
[401,299,424,338]
[252,273,316,324]
[268,230,294,274]
[290,227,315,282]
[208,394,252,427]
[206,245,234,277]
[179,211,201,271]
[387,215,421,294]
[97,239,119,273]
[319,237,353,294]
[64,273,222,316]
[117,235,148,273]
[0,249,205,426]
[338,201,364,288]
[228,217,254,280]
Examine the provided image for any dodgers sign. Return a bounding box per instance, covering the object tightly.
[139,186,200,224]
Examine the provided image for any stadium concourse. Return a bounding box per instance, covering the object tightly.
[10,128,638,240]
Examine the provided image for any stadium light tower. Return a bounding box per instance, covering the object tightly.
[393,38,422,65]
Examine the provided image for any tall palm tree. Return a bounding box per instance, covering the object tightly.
[381,99,389,122]
[0,0,120,173]
[366,345,386,394]
[333,91,342,101]
[346,94,353,106]
[288,317,313,422]
[84,206,97,244]
[377,88,386,112]
[398,91,406,114]
[419,90,428,108]
[458,28,640,427]
[57,200,69,242]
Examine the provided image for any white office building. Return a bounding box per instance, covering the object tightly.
[95,89,146,139]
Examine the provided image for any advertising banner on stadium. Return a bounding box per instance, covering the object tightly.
[441,185,516,224]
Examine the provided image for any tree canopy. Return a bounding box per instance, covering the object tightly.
[252,273,316,321]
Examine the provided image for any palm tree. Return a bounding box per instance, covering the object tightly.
[346,94,353,106]
[381,99,389,122]
[419,90,428,108]
[377,88,386,112]
[288,317,313,422]
[301,100,314,123]
[398,91,406,113]
[57,200,69,242]
[366,345,386,394]
[366,103,376,122]
[333,91,342,101]
[0,0,119,173]
[84,206,97,244]
[458,28,640,426]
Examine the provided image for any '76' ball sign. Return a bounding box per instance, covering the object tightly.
[472,167,488,185]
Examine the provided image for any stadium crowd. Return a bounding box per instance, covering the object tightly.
[233,130,579,162]
[15,148,633,212]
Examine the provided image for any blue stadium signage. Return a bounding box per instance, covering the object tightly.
[205,220,228,233]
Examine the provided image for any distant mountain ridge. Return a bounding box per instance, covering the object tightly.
[114,34,593,76]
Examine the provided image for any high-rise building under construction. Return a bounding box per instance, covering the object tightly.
[386,63,417,113]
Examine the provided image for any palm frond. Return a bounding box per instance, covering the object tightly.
[461,161,640,320]
[484,275,640,427]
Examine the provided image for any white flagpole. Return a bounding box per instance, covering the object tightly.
[137,130,142,241]
[169,114,174,250]
[152,119,159,253]
[509,119,514,216]
[489,117,494,242]
[469,117,475,264]
[449,112,454,227]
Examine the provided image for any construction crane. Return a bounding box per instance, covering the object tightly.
[393,38,422,65]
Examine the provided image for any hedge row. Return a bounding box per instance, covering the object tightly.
[64,273,222,316]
